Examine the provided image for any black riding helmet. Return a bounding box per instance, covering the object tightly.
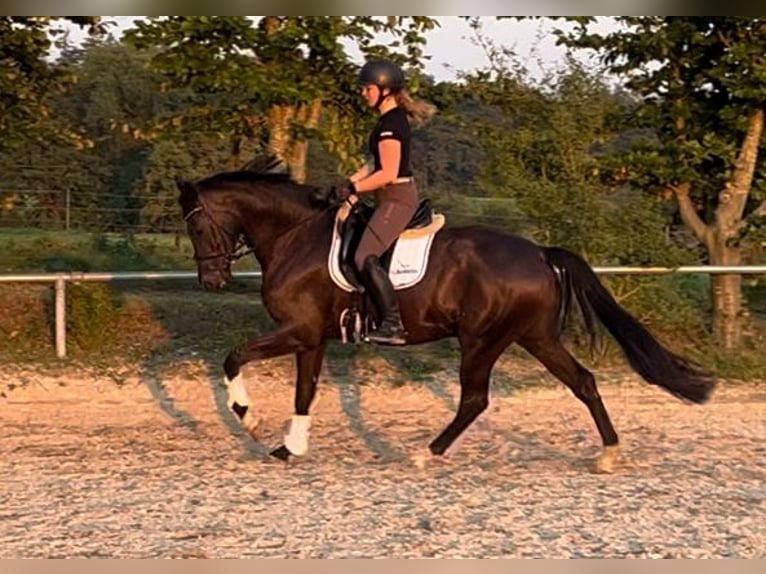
[358,58,405,108]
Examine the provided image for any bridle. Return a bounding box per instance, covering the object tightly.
[183,201,253,264]
[183,188,340,267]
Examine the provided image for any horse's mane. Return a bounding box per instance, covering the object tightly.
[196,169,331,215]
[199,170,295,188]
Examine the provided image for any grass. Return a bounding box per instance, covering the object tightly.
[0,229,195,273]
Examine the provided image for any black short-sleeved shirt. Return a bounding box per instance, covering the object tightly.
[368,107,412,178]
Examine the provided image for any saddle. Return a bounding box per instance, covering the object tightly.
[339,198,434,291]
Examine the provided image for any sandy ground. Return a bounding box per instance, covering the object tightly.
[1,359,765,558]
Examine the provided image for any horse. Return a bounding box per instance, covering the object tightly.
[174,169,716,472]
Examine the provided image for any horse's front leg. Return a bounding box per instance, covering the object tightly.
[271,343,327,461]
[222,326,308,442]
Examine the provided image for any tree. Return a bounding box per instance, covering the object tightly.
[55,38,174,230]
[139,134,233,232]
[468,55,680,262]
[450,24,708,354]
[409,74,487,198]
[0,16,105,152]
[554,17,766,348]
[123,16,438,182]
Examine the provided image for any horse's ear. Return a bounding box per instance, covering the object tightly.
[175,175,197,201]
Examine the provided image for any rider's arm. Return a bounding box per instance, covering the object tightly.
[349,160,373,183]
[353,140,400,193]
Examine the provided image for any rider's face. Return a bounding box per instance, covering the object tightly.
[361,83,385,107]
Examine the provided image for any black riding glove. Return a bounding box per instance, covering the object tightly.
[333,179,356,203]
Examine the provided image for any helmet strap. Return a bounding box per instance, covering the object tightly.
[374,86,390,110]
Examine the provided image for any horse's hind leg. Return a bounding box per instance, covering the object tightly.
[520,336,620,473]
[428,335,509,457]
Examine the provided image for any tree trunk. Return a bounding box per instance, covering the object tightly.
[262,17,293,170]
[673,108,763,350]
[289,140,309,183]
[708,233,743,349]
[286,99,323,183]
[267,104,294,165]
[711,108,763,348]
[266,99,323,184]
[259,17,323,184]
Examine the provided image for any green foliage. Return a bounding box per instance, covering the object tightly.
[410,77,488,199]
[0,17,106,151]
[0,19,448,233]
[67,283,125,351]
[1,39,172,232]
[553,17,766,240]
[139,134,234,232]
[55,39,175,231]
[0,229,194,273]
[464,38,692,264]
[123,17,439,173]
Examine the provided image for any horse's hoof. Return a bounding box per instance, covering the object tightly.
[243,413,262,440]
[412,449,432,470]
[413,447,449,470]
[594,445,619,474]
[270,445,291,462]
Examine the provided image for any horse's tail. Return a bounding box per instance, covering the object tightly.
[543,246,716,404]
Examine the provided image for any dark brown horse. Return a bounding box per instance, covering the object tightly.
[175,170,715,472]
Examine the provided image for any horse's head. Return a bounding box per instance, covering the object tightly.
[176,175,240,290]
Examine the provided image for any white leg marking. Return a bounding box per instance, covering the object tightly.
[224,374,260,436]
[284,415,312,456]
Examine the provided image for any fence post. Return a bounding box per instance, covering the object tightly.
[55,276,66,358]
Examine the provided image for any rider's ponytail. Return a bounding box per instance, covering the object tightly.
[394,90,436,127]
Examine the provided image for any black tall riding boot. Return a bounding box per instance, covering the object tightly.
[362,255,407,345]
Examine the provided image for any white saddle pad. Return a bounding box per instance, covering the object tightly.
[328,215,443,292]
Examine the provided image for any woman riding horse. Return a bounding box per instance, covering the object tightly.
[334,58,435,346]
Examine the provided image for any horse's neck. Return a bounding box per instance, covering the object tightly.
[266,210,336,276]
[236,189,324,272]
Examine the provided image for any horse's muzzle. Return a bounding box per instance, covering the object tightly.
[199,270,229,291]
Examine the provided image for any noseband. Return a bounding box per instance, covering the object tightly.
[184,202,253,264]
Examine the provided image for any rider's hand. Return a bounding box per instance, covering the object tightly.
[333,179,356,203]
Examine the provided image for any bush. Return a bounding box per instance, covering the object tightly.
[67,283,125,351]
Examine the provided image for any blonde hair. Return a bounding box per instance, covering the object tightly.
[394,89,436,127]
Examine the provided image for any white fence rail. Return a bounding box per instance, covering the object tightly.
[1,266,765,359]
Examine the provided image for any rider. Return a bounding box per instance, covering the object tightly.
[334,58,435,346]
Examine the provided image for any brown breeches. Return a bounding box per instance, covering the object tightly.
[354,181,419,271]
